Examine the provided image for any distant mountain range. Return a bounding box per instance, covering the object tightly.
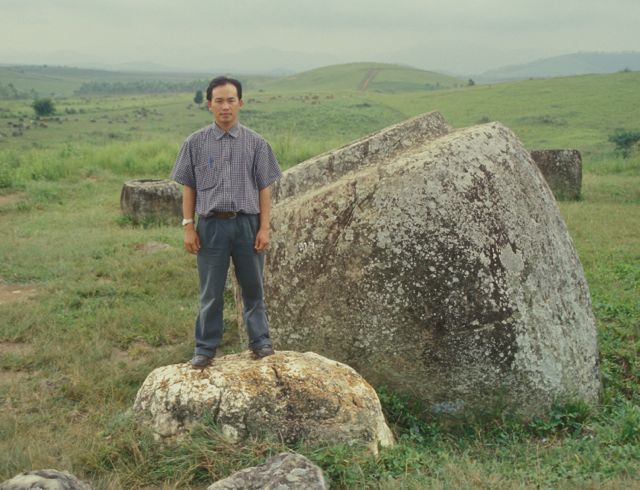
[2,52,639,98]
[0,47,338,77]
[476,52,640,81]
[3,48,639,80]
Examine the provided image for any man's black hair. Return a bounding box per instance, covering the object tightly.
[207,76,242,101]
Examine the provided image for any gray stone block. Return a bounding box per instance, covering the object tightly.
[530,149,582,200]
[120,178,182,224]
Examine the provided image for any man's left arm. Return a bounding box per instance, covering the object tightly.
[253,137,282,252]
[254,185,271,252]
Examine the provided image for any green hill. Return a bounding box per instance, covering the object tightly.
[1,70,639,173]
[0,65,268,98]
[262,62,462,93]
[376,71,640,161]
[247,71,640,167]
[0,62,461,99]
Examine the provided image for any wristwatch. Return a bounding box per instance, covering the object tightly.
[181,218,194,226]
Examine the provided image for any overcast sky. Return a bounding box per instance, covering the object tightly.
[1,0,639,74]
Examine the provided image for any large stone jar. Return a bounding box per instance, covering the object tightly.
[260,112,600,415]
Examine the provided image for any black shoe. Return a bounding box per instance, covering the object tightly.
[191,354,213,369]
[252,345,274,359]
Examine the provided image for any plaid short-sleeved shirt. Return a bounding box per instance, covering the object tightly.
[170,122,282,216]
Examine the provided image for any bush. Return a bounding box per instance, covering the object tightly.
[32,98,55,117]
[609,129,640,158]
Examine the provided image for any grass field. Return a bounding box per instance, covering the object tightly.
[2,69,639,171]
[0,66,639,488]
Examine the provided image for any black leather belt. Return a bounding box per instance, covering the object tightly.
[206,211,243,219]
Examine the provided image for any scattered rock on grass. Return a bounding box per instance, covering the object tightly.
[208,452,326,490]
[0,469,93,490]
[133,241,173,253]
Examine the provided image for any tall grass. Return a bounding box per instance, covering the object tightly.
[0,141,177,190]
[0,134,343,192]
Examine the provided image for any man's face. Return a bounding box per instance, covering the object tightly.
[208,83,243,130]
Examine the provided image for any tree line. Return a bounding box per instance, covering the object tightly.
[74,79,210,96]
[0,82,38,100]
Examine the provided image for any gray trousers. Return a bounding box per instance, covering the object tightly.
[194,214,271,357]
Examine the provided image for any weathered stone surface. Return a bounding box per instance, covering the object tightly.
[120,178,181,224]
[264,115,600,415]
[133,351,394,454]
[272,111,450,203]
[208,452,326,490]
[530,149,582,200]
[235,111,450,346]
[0,469,93,490]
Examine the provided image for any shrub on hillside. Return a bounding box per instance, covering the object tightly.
[32,98,56,117]
[609,129,640,158]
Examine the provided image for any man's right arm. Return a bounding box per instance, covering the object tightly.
[183,185,200,254]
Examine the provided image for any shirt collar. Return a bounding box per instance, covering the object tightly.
[212,122,240,140]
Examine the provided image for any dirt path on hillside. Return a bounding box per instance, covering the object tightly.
[0,192,25,207]
[0,282,38,306]
[358,69,380,91]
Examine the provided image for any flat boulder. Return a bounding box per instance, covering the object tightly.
[264,113,600,415]
[133,351,394,454]
[208,452,326,490]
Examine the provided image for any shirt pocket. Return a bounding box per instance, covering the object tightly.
[194,163,216,191]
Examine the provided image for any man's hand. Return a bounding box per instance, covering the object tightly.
[254,227,270,252]
[256,186,272,253]
[181,186,199,254]
[184,225,200,254]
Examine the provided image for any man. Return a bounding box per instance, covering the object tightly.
[170,76,282,369]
